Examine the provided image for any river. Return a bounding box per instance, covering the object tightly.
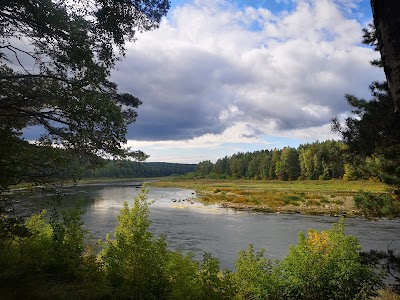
[10,181,400,270]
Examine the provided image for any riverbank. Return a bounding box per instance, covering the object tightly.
[7,177,388,217]
[149,179,387,217]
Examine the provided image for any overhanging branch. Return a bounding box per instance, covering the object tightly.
[0,74,70,82]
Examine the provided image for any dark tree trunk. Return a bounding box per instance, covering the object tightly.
[371,0,400,111]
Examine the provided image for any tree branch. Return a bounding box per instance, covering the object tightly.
[8,105,75,127]
[0,74,70,83]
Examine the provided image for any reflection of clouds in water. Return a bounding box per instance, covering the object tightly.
[89,186,201,216]
[88,187,142,218]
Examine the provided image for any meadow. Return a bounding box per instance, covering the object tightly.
[150,179,387,216]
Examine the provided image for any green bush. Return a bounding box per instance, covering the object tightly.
[275,219,383,299]
[99,189,170,299]
[197,253,236,300]
[234,245,278,299]
[354,192,400,218]
[99,188,237,300]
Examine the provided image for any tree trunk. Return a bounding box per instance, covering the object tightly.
[371,0,400,111]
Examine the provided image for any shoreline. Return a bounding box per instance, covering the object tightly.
[217,200,361,217]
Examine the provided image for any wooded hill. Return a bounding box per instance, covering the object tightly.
[84,161,196,178]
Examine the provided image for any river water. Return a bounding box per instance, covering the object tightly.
[10,181,400,270]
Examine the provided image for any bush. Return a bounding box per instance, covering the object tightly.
[354,192,400,218]
[99,188,237,300]
[234,245,278,299]
[275,219,383,299]
[197,253,236,300]
[99,189,170,299]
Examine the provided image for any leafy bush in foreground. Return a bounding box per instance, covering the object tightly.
[276,220,383,299]
[234,220,383,300]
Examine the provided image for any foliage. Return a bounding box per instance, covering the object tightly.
[197,253,237,300]
[279,147,300,180]
[0,0,169,189]
[194,140,348,181]
[164,250,202,299]
[99,188,171,299]
[84,160,196,178]
[331,24,400,199]
[276,219,383,300]
[354,192,400,219]
[0,190,386,299]
[234,245,278,299]
[0,205,104,299]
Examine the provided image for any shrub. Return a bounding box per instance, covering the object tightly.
[197,253,237,300]
[0,190,387,299]
[275,219,383,299]
[354,192,400,218]
[306,199,321,206]
[234,245,278,299]
[320,197,330,204]
[99,188,170,299]
[333,199,344,205]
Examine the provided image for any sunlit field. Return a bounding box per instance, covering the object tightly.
[150,179,387,215]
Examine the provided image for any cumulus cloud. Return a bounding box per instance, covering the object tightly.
[113,0,383,148]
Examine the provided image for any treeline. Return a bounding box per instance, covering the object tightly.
[84,161,196,178]
[193,140,375,181]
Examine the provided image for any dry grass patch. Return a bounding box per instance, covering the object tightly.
[307,199,321,206]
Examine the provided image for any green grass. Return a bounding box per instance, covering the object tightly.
[150,179,386,194]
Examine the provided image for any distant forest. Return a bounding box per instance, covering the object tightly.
[192,140,379,181]
[84,161,196,178]
[87,140,381,181]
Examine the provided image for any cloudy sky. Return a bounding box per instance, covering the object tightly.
[113,0,384,163]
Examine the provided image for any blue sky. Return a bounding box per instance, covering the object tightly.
[110,0,382,163]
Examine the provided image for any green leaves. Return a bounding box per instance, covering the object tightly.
[0,0,170,188]
[332,24,400,197]
[232,220,383,300]
[275,219,383,300]
[354,192,400,219]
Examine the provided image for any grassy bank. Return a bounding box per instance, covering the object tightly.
[150,179,387,216]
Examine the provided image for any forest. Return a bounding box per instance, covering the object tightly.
[193,140,374,181]
[83,161,196,178]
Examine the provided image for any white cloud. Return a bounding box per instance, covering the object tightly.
[219,105,243,122]
[113,0,383,161]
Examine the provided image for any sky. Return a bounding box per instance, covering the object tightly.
[117,0,383,163]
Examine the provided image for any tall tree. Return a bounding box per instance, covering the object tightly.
[332,25,400,194]
[279,147,300,181]
[0,0,169,188]
[370,0,400,111]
